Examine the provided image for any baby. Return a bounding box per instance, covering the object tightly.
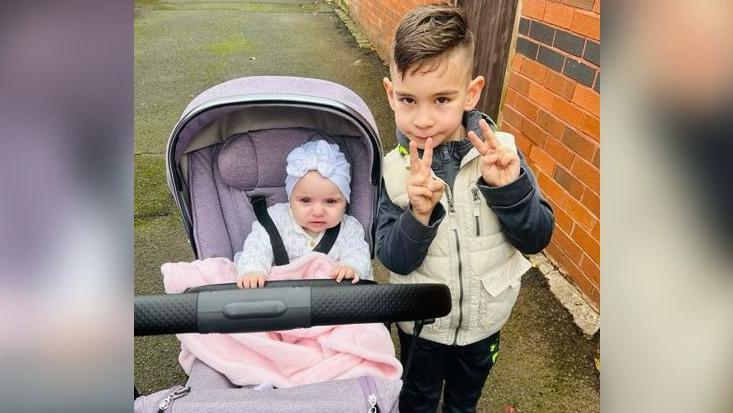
[235,140,373,288]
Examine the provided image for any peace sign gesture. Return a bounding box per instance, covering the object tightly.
[407,138,445,225]
[467,119,520,187]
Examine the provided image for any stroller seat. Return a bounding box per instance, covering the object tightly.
[186,127,374,260]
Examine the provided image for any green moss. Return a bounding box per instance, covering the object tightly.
[134,155,176,219]
[209,34,255,56]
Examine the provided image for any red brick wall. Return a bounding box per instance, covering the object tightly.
[504,0,600,308]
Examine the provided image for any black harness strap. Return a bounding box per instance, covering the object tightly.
[251,196,290,266]
[312,223,341,255]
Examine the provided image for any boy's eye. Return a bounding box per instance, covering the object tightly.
[436,96,450,104]
[399,97,415,104]
[299,197,311,204]
[326,198,340,205]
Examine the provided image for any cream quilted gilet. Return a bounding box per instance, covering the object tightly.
[383,134,531,346]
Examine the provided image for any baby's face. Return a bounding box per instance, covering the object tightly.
[290,171,346,237]
[383,49,483,149]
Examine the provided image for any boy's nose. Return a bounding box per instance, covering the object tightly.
[412,108,434,129]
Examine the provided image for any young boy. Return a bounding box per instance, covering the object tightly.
[376,4,555,412]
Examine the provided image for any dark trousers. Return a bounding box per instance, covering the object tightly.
[398,328,501,413]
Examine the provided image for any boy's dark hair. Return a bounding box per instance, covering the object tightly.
[391,3,475,79]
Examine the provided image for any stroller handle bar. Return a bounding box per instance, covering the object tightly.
[135,281,451,336]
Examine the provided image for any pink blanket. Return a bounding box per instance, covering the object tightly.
[161,253,402,388]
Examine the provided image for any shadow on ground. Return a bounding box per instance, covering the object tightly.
[134,1,599,411]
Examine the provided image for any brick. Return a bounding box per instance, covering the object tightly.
[545,136,576,169]
[537,46,565,72]
[553,166,583,199]
[581,187,599,217]
[571,10,600,40]
[529,145,556,175]
[572,156,600,194]
[521,58,549,84]
[573,225,600,264]
[591,219,600,241]
[537,110,566,138]
[553,29,585,57]
[552,202,575,233]
[536,170,566,206]
[519,17,531,35]
[545,70,575,99]
[501,105,524,130]
[592,147,600,168]
[551,96,584,126]
[506,88,518,105]
[593,0,601,13]
[572,84,600,116]
[515,94,540,121]
[544,2,574,29]
[583,40,600,66]
[512,55,523,72]
[581,114,600,141]
[516,37,539,59]
[529,21,556,45]
[523,0,546,20]
[562,126,596,160]
[514,131,534,157]
[552,227,583,262]
[529,82,554,109]
[563,58,596,87]
[579,253,600,287]
[562,192,595,230]
[563,0,595,10]
[509,72,532,95]
[522,118,549,147]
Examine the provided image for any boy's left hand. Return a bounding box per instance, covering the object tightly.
[329,264,359,284]
[467,119,520,187]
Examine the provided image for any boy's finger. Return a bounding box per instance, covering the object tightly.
[427,179,444,193]
[479,119,499,150]
[409,140,420,173]
[421,138,434,169]
[408,185,434,199]
[258,276,265,288]
[351,274,360,284]
[467,130,489,155]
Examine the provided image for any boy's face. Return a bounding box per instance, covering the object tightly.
[383,49,485,149]
[290,171,346,237]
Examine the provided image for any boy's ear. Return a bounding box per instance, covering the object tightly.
[464,75,485,111]
[383,77,396,111]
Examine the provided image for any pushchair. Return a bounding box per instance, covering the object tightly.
[134,76,451,412]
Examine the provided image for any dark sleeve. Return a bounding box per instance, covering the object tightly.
[375,180,446,275]
[477,150,555,254]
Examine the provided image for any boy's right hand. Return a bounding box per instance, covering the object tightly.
[407,138,445,225]
[237,273,266,289]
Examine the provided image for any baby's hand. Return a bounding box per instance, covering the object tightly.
[329,264,359,284]
[237,272,266,289]
[467,119,520,187]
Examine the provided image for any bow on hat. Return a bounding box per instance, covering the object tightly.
[285,140,352,202]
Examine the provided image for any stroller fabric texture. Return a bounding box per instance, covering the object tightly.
[162,253,403,388]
